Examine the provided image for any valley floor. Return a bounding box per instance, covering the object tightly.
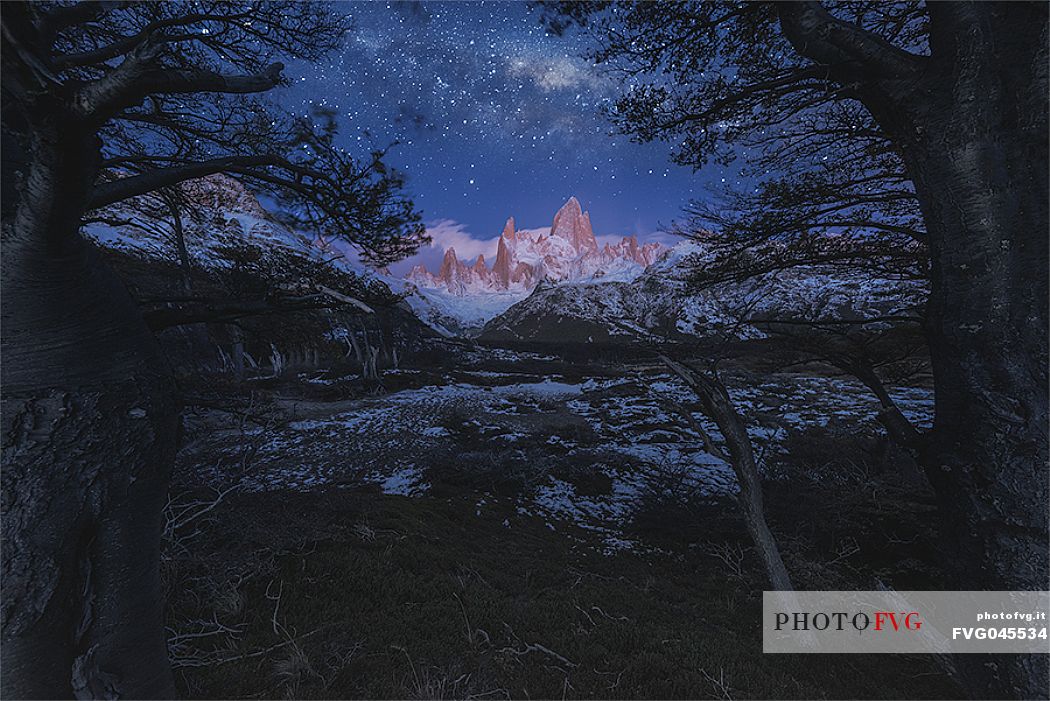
[165,343,960,699]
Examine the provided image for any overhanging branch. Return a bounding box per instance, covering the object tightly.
[778,2,925,78]
[77,60,284,120]
[142,288,374,331]
[88,155,277,208]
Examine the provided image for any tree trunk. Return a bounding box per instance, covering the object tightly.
[160,189,192,296]
[2,125,178,698]
[869,7,1049,697]
[840,357,923,453]
[232,340,245,382]
[910,116,1048,701]
[660,356,794,591]
[779,4,1047,694]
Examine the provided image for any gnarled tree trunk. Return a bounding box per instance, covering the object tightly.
[904,7,1047,593]
[780,3,1048,696]
[867,6,1048,698]
[908,77,1048,701]
[2,121,178,698]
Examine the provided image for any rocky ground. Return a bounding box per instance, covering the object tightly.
[164,341,959,699]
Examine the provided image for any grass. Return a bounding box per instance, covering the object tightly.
[166,343,953,699]
[169,485,960,700]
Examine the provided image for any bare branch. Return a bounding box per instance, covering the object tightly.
[141,290,372,331]
[78,60,284,119]
[88,155,277,208]
[777,2,926,78]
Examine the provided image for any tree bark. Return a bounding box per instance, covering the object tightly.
[779,4,1048,696]
[2,122,178,698]
[909,65,1048,701]
[869,7,1048,698]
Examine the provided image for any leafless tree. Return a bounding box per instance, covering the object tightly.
[538,5,1047,693]
[660,354,794,591]
[1,4,426,697]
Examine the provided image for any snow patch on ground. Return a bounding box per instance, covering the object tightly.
[372,466,429,497]
[189,350,933,555]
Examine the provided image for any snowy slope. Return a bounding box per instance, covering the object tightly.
[481,240,928,343]
[377,278,527,337]
[83,174,538,338]
[85,174,333,269]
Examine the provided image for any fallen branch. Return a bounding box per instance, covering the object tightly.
[498,622,577,668]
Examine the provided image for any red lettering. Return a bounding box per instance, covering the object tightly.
[904,612,923,630]
[874,611,901,631]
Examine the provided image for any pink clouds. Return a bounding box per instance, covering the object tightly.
[388,219,500,275]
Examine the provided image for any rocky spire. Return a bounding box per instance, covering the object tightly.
[404,197,668,296]
[551,196,598,254]
[438,246,460,281]
[493,235,513,286]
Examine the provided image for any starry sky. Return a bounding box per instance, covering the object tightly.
[278,1,744,274]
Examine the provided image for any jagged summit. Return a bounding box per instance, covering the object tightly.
[550,196,598,254]
[501,217,516,241]
[406,197,665,296]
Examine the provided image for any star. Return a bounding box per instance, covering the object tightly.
[276,1,739,275]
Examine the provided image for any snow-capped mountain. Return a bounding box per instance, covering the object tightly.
[84,175,925,344]
[406,197,665,295]
[397,196,666,335]
[480,240,928,344]
[85,173,323,264]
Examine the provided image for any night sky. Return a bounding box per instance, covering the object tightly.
[278,1,745,274]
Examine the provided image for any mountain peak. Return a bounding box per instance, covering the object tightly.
[551,196,597,253]
[405,198,667,298]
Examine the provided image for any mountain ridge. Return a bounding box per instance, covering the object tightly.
[406,197,666,295]
[480,240,928,344]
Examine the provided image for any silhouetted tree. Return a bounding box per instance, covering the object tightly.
[1,3,425,697]
[659,354,795,592]
[539,2,1048,696]
[85,183,199,292]
[754,317,929,454]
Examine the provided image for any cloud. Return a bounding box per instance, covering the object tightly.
[425,219,500,260]
[388,219,499,275]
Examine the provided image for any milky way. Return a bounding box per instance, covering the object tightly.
[277,1,745,272]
